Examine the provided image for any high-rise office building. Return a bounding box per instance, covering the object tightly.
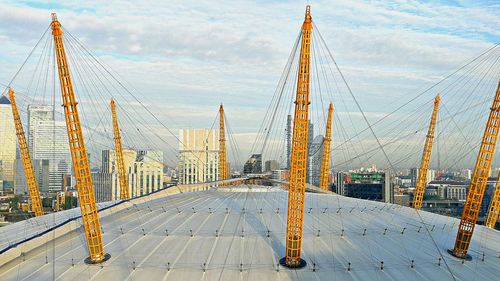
[334,172,346,195]
[308,135,324,186]
[14,158,26,195]
[31,120,71,193]
[265,160,279,172]
[307,120,314,153]
[28,105,54,154]
[0,96,16,191]
[95,149,164,202]
[410,168,436,187]
[244,154,262,174]
[178,128,219,184]
[345,172,393,203]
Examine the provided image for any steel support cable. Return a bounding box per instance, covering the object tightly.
[0,25,51,97]
[312,33,328,128]
[259,37,301,158]
[63,29,207,168]
[432,67,497,168]
[439,96,494,169]
[318,24,436,173]
[269,52,300,166]
[63,30,182,166]
[454,56,500,143]
[116,103,179,168]
[265,69,296,165]
[411,70,498,279]
[312,28,370,162]
[333,117,351,168]
[249,31,302,158]
[260,52,298,164]
[225,115,244,170]
[34,32,52,104]
[335,98,491,168]
[269,72,295,163]
[225,114,243,168]
[439,48,500,115]
[26,32,51,107]
[65,34,173,170]
[41,32,54,105]
[415,210,457,281]
[66,39,181,134]
[439,50,500,147]
[64,34,142,145]
[255,31,301,160]
[438,55,500,169]
[64,35,119,144]
[64,36,117,164]
[63,35,116,166]
[15,32,51,115]
[310,37,324,136]
[329,43,500,154]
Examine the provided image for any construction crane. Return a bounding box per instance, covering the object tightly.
[485,170,500,228]
[219,103,228,181]
[451,81,500,259]
[110,98,130,200]
[51,13,109,264]
[282,5,312,269]
[319,102,333,191]
[412,95,440,209]
[8,88,44,217]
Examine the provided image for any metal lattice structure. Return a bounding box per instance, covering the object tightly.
[319,102,333,191]
[283,5,312,268]
[452,81,500,259]
[51,13,108,264]
[219,104,228,181]
[8,88,44,217]
[413,95,440,209]
[110,99,130,200]
[485,170,500,228]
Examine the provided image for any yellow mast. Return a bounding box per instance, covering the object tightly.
[219,104,228,181]
[282,5,312,268]
[451,81,500,259]
[412,95,440,209]
[51,13,108,264]
[485,170,500,228]
[319,102,333,191]
[8,88,44,217]
[110,99,130,199]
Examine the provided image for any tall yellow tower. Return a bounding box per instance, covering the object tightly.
[110,99,130,199]
[319,102,333,191]
[51,13,109,264]
[412,95,440,209]
[219,104,228,182]
[485,171,500,228]
[8,88,44,217]
[281,5,312,268]
[451,81,500,259]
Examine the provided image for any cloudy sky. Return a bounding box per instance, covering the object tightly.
[0,0,499,168]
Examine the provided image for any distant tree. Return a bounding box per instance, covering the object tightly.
[10,196,20,210]
[42,197,52,208]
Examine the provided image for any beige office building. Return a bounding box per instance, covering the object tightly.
[95,149,164,202]
[178,128,219,184]
[0,96,16,191]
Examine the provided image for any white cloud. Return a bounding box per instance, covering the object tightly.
[0,0,498,169]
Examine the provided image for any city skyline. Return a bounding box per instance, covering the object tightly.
[0,1,498,168]
[0,3,498,280]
